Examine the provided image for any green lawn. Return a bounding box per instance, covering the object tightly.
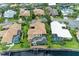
[51,44,62,48]
[63,38,79,49]
[11,44,21,49]
[63,29,79,49]
[0,45,2,50]
[47,36,79,49]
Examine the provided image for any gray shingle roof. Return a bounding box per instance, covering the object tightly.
[47,7,59,16]
[68,20,79,29]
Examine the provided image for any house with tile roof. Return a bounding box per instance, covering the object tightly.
[1,23,21,44]
[19,8,30,16]
[28,20,47,46]
[33,8,45,16]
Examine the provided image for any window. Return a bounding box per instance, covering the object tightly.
[30,26,35,29]
[62,26,67,29]
[62,26,66,29]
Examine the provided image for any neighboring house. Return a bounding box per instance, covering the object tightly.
[2,19,13,30]
[0,3,9,8]
[10,4,17,7]
[28,20,47,46]
[76,31,79,41]
[68,20,79,29]
[33,8,45,16]
[61,8,74,20]
[46,7,59,16]
[61,8,74,16]
[50,21,72,42]
[4,10,16,18]
[31,4,47,9]
[1,23,21,44]
[19,8,30,16]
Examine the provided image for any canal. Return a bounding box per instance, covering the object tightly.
[1,49,79,56]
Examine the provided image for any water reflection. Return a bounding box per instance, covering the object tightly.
[1,49,79,56]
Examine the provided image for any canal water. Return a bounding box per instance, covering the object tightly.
[1,49,79,56]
